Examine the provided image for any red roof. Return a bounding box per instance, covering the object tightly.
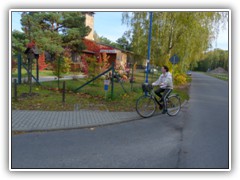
[83,38,115,54]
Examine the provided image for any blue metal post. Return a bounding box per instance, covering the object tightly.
[111,62,115,99]
[145,12,153,84]
[17,53,22,84]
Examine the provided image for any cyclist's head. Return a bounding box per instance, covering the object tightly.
[161,65,169,73]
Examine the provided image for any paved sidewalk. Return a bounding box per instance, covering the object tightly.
[12,110,141,132]
[12,101,187,132]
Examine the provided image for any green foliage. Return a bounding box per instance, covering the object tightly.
[52,56,71,77]
[12,30,28,55]
[116,35,131,50]
[12,71,189,111]
[174,73,187,86]
[98,36,113,46]
[122,12,228,73]
[194,49,229,72]
[85,56,100,78]
[97,35,131,51]
[20,12,90,58]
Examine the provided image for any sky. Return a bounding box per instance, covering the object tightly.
[11,11,229,50]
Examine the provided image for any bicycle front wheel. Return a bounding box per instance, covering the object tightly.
[166,95,181,116]
[136,95,156,118]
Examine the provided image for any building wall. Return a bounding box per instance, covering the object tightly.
[116,50,127,67]
[85,13,94,41]
[121,53,127,67]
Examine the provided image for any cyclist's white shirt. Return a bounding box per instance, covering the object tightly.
[152,72,173,89]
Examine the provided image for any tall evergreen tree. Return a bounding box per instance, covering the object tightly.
[12,30,28,55]
[20,11,91,59]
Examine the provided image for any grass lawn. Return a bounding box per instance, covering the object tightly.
[12,69,55,78]
[11,70,190,112]
[11,69,81,78]
[206,73,229,81]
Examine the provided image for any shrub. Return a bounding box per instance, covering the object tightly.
[85,56,100,78]
[12,58,17,73]
[80,58,88,75]
[38,53,48,70]
[174,73,187,86]
[52,56,71,77]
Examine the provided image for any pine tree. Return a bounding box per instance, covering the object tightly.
[21,11,91,59]
[12,30,28,56]
[20,11,91,88]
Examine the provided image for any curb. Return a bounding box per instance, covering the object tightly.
[12,115,143,134]
[12,100,188,133]
[181,100,188,107]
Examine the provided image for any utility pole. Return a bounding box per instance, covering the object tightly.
[145,12,153,84]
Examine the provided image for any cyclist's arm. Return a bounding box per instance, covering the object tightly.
[161,74,173,89]
[152,75,162,86]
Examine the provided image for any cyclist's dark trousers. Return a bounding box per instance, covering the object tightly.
[155,88,172,109]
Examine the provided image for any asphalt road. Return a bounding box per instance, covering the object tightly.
[11,113,186,169]
[177,72,229,169]
[11,72,229,169]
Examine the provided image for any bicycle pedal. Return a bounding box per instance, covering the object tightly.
[159,104,163,110]
[162,109,167,114]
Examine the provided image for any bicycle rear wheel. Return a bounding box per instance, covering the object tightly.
[136,95,156,118]
[166,95,181,116]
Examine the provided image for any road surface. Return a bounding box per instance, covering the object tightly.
[11,72,229,169]
[178,72,229,168]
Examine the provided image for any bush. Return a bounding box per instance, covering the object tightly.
[52,56,71,77]
[85,56,100,78]
[174,73,187,86]
[12,58,17,73]
[38,53,48,70]
[52,49,72,77]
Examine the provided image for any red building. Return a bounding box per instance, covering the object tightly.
[82,38,117,64]
[71,38,129,74]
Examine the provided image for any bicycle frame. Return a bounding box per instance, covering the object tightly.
[146,89,178,107]
[146,89,162,106]
[137,83,181,117]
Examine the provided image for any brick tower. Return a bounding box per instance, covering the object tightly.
[84,12,95,41]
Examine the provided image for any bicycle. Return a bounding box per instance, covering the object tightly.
[136,83,181,118]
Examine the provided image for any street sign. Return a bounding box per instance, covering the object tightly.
[169,54,180,65]
[104,85,108,91]
[104,80,110,91]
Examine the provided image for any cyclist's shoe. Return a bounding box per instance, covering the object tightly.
[159,104,163,110]
[162,109,167,114]
[159,98,163,103]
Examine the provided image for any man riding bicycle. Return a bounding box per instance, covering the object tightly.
[152,65,173,114]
